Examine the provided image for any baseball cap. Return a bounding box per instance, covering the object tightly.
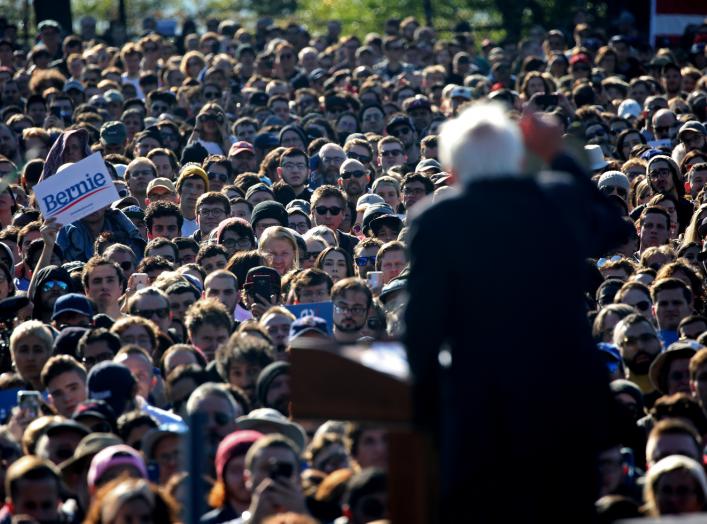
[415,158,442,173]
[385,114,414,135]
[289,315,329,341]
[146,177,176,196]
[72,399,117,429]
[121,205,145,221]
[286,199,311,215]
[229,141,255,157]
[254,133,279,150]
[449,86,472,100]
[52,293,94,321]
[309,68,328,82]
[87,444,147,491]
[103,89,124,105]
[678,121,707,139]
[362,203,396,234]
[617,99,641,120]
[402,95,431,112]
[45,419,90,440]
[87,362,137,418]
[569,53,590,65]
[379,278,406,304]
[356,193,385,211]
[100,121,127,146]
[63,80,84,93]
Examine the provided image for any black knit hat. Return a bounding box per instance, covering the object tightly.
[256,361,290,408]
[250,200,288,228]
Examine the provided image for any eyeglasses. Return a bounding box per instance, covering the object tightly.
[341,170,367,180]
[118,261,133,272]
[222,237,253,249]
[42,280,69,293]
[380,149,403,157]
[305,251,322,261]
[355,256,376,266]
[334,303,367,315]
[204,91,220,100]
[315,206,342,216]
[134,307,169,319]
[622,332,658,346]
[600,186,627,198]
[347,152,371,163]
[207,172,228,182]
[648,168,671,179]
[199,208,227,217]
[390,127,412,137]
[83,351,114,366]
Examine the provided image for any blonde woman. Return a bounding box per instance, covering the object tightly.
[259,226,299,276]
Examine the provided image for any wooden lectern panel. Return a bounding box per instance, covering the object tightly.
[290,345,412,423]
[290,344,435,524]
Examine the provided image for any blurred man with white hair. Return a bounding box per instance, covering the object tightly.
[403,102,630,523]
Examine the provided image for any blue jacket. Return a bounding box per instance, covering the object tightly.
[57,208,146,262]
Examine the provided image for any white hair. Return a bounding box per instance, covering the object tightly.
[645,455,707,512]
[10,320,53,355]
[438,102,524,182]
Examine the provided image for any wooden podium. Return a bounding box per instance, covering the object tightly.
[290,344,434,524]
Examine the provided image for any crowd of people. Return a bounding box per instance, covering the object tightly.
[0,7,704,523]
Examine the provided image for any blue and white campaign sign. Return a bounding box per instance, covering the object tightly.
[285,301,334,334]
[34,153,119,224]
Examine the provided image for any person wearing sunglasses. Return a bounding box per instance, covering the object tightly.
[29,265,73,323]
[202,154,234,193]
[193,103,232,156]
[615,281,654,321]
[385,113,420,168]
[338,158,370,205]
[310,185,359,257]
[128,287,172,336]
[353,238,383,279]
[597,171,630,204]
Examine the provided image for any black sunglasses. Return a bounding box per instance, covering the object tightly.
[341,170,367,180]
[315,206,342,216]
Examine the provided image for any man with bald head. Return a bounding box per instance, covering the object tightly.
[338,158,370,204]
[651,109,678,147]
[314,143,346,187]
